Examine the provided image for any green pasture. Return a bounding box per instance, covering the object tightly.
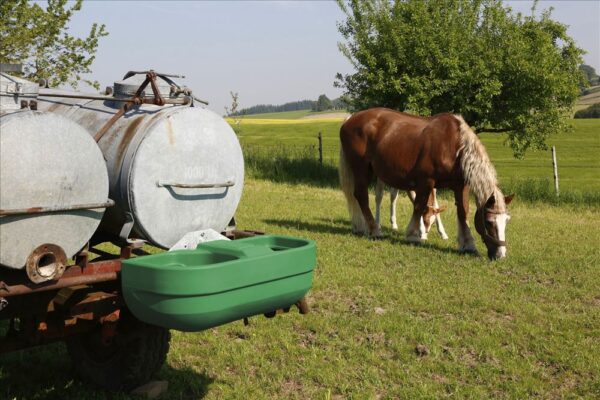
[237,119,600,196]
[242,110,314,119]
[241,109,348,120]
[2,179,599,399]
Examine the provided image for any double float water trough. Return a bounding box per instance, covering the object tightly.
[122,235,316,331]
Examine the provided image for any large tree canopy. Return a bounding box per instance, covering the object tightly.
[0,0,107,89]
[335,0,585,156]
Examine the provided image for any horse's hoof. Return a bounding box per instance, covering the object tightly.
[351,227,368,236]
[460,248,479,256]
[441,235,449,240]
[405,236,422,245]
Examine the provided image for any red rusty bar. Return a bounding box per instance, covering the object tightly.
[61,258,122,279]
[2,271,118,297]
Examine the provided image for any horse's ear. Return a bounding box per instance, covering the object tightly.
[505,194,515,205]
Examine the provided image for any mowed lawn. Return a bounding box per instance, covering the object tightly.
[237,118,600,194]
[2,179,599,399]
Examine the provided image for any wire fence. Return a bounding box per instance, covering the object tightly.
[239,140,600,205]
[241,143,339,164]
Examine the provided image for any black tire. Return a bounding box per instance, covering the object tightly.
[66,313,170,391]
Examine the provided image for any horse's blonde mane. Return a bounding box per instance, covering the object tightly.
[454,115,504,208]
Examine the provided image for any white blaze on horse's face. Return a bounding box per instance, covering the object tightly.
[494,213,510,259]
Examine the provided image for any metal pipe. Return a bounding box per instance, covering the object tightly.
[0,199,115,217]
[34,91,191,105]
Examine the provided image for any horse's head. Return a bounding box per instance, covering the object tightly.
[474,192,514,260]
[423,204,447,233]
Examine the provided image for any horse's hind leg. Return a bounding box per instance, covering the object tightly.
[353,167,382,238]
[375,179,384,229]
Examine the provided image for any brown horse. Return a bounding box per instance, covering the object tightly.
[339,108,513,260]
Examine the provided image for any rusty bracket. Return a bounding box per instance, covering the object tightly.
[94,70,166,142]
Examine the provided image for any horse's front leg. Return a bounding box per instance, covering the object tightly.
[390,187,399,230]
[406,190,426,238]
[374,179,384,230]
[405,185,431,243]
[454,185,477,253]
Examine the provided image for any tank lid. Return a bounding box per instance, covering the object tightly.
[113,74,172,99]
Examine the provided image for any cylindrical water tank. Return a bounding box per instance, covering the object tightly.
[0,110,109,277]
[38,73,244,249]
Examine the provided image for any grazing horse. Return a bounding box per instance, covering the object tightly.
[339,108,513,260]
[374,182,449,240]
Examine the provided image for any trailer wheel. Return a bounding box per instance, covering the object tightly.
[66,314,170,391]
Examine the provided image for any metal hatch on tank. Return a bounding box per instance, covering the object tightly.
[37,71,245,248]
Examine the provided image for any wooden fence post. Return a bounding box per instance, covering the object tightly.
[317,132,323,165]
[552,146,559,196]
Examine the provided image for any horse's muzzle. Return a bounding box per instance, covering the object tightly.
[488,246,507,260]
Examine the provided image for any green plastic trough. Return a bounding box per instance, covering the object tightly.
[121,235,316,332]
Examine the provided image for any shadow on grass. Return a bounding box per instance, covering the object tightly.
[263,217,476,258]
[0,341,214,399]
[263,218,349,235]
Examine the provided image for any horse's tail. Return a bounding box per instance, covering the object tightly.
[339,145,367,233]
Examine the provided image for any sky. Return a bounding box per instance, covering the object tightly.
[66,1,600,115]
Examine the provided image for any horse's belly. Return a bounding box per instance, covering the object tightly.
[372,163,414,190]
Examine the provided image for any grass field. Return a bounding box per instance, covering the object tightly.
[238,110,348,120]
[2,115,599,399]
[2,179,599,399]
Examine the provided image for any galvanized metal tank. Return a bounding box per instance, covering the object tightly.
[38,72,244,249]
[0,73,110,281]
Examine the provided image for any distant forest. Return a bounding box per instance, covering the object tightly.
[230,96,347,116]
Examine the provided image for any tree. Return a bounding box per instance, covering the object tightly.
[579,64,599,87]
[313,94,333,112]
[224,91,244,134]
[0,0,107,89]
[335,0,585,156]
